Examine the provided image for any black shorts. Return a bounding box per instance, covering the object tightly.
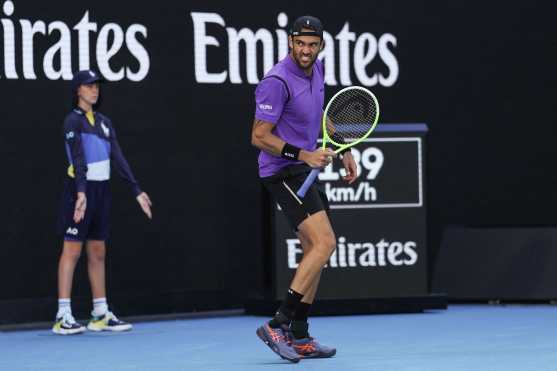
[57,178,111,241]
[261,164,330,231]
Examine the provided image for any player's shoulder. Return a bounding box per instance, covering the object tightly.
[270,58,289,75]
[257,61,290,96]
[260,58,289,83]
[63,108,84,127]
[66,108,84,119]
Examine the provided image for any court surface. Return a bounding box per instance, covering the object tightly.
[1,305,555,371]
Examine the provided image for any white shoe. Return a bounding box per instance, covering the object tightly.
[52,312,86,335]
[87,311,133,332]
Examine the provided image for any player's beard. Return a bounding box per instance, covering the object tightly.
[292,50,318,71]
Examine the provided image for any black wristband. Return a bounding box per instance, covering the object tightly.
[281,143,301,160]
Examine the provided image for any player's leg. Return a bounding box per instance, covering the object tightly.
[288,213,337,358]
[267,211,334,331]
[289,211,335,295]
[53,240,86,335]
[295,231,321,306]
[290,231,321,333]
[293,185,333,308]
[86,239,106,299]
[85,181,132,332]
[53,178,88,335]
[58,240,83,301]
[85,239,132,332]
[291,232,323,331]
[257,172,337,361]
[257,173,323,363]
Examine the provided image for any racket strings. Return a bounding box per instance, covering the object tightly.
[326,90,378,143]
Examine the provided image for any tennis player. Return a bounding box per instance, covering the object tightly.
[52,70,152,335]
[252,16,357,361]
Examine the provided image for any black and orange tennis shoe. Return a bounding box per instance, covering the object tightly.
[292,336,337,358]
[256,323,301,363]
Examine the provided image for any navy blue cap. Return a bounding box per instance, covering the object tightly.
[290,16,324,38]
[71,70,104,92]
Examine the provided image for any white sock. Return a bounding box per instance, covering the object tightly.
[57,298,72,319]
[92,297,108,317]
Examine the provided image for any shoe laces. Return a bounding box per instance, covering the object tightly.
[268,325,287,343]
[62,312,77,325]
[105,311,118,321]
[281,325,295,344]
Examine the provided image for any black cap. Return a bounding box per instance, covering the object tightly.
[289,16,324,38]
[71,70,104,92]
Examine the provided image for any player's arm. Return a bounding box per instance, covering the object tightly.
[250,119,284,156]
[251,120,334,168]
[109,133,141,195]
[64,117,88,222]
[252,78,334,168]
[64,117,87,193]
[109,124,152,219]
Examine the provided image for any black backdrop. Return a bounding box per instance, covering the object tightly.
[1,0,555,320]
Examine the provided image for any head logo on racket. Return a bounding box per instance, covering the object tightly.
[297,86,380,197]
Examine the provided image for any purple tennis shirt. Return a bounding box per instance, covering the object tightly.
[254,55,325,177]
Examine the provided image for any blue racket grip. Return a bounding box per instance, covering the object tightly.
[297,168,320,197]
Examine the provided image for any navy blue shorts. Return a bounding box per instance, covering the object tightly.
[57,178,111,241]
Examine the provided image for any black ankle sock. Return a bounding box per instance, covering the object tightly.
[294,302,311,322]
[268,311,289,328]
[291,302,312,338]
[291,320,309,339]
[268,288,303,328]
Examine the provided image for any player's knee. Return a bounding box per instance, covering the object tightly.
[91,254,105,264]
[314,233,336,263]
[62,247,82,262]
[88,249,106,263]
[310,248,329,266]
[321,231,336,253]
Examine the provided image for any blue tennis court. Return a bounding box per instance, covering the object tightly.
[1,305,555,371]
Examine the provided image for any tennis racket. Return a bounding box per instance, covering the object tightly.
[297,86,380,197]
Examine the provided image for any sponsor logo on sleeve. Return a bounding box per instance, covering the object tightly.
[258,103,273,110]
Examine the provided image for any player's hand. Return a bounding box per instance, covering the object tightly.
[300,148,337,168]
[73,192,87,223]
[136,192,152,219]
[341,151,358,184]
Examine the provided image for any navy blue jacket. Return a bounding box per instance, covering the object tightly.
[63,107,141,196]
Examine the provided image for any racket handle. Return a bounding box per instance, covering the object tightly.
[297,168,320,197]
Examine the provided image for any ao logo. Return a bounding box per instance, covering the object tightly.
[66,227,78,236]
